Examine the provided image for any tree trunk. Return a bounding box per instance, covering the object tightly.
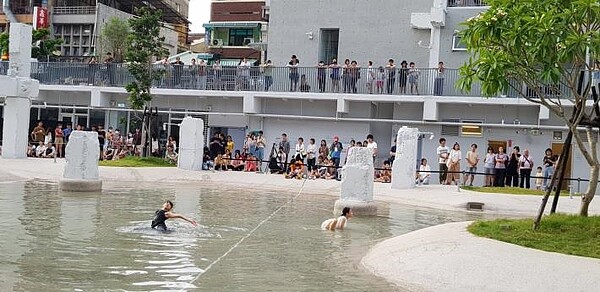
[580,165,599,216]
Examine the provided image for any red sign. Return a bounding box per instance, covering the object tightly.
[33,7,49,30]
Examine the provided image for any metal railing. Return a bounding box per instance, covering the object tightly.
[52,6,96,15]
[447,0,488,7]
[0,61,584,99]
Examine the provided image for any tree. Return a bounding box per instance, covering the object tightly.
[125,7,168,156]
[458,0,600,217]
[0,28,62,60]
[98,17,130,62]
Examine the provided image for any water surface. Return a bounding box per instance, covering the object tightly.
[0,180,486,291]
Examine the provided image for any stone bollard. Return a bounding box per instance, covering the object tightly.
[177,117,204,171]
[391,126,419,189]
[335,147,378,216]
[59,130,102,192]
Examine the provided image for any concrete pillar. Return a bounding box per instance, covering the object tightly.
[178,117,204,171]
[1,23,38,159]
[391,126,420,190]
[336,147,378,216]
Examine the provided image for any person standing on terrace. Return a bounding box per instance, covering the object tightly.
[317,60,327,92]
[212,59,223,90]
[385,59,396,94]
[408,62,420,95]
[287,55,300,92]
[342,59,352,93]
[398,60,409,94]
[329,58,341,93]
[366,61,375,94]
[434,61,445,96]
[349,60,360,93]
[261,60,274,91]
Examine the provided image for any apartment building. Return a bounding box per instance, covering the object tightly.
[202,0,269,64]
[0,0,190,60]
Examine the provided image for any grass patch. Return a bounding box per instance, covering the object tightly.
[462,186,549,196]
[468,214,600,259]
[98,156,175,167]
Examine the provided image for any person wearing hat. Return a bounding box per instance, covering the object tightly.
[330,136,343,178]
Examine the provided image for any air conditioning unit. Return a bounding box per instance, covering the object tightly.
[243,37,254,46]
[212,39,223,46]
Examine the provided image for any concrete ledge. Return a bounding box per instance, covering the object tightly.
[334,199,378,216]
[362,221,600,292]
[59,179,102,192]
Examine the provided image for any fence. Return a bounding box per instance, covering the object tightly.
[447,0,488,7]
[0,61,587,99]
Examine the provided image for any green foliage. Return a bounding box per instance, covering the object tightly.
[99,156,175,167]
[468,214,600,258]
[124,7,168,109]
[461,186,547,195]
[32,28,63,60]
[0,28,62,60]
[458,0,600,99]
[99,17,130,62]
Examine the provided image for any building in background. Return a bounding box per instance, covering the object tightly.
[202,0,269,65]
[1,0,190,61]
[267,0,485,68]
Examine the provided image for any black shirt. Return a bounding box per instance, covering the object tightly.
[151,209,167,230]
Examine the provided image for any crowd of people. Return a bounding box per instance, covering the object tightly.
[101,54,448,96]
[26,119,560,190]
[27,121,179,163]
[433,137,558,190]
[201,132,393,182]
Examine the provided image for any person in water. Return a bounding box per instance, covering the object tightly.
[321,207,353,231]
[151,200,197,231]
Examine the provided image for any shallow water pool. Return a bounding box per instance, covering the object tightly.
[0,180,486,291]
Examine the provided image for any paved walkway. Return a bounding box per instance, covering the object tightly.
[362,221,600,292]
[1,158,600,291]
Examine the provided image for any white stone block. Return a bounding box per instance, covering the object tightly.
[1,97,31,159]
[63,131,100,180]
[8,23,33,78]
[178,117,204,171]
[391,126,420,190]
[341,147,374,202]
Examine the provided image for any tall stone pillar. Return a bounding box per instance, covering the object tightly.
[1,23,38,159]
[178,117,204,171]
[391,126,420,189]
[335,147,378,216]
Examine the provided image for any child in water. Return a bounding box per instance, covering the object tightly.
[151,200,198,231]
[321,207,353,231]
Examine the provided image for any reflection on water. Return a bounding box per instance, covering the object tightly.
[0,180,487,291]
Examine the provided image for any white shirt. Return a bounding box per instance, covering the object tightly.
[306,143,318,159]
[449,149,461,163]
[437,146,449,164]
[294,142,305,158]
[367,141,378,156]
[519,155,534,169]
[419,164,431,178]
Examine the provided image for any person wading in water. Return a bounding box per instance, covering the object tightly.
[151,200,197,231]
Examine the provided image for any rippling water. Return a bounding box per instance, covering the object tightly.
[0,180,486,291]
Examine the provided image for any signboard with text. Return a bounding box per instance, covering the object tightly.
[33,7,49,30]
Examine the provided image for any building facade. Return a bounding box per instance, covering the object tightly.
[203,0,268,64]
[1,0,189,60]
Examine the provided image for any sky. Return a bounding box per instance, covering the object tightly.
[188,0,211,33]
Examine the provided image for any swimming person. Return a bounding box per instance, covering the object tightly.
[320,207,353,231]
[151,200,198,231]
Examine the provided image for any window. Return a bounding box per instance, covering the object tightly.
[441,119,460,136]
[461,120,483,137]
[452,34,467,51]
[228,29,253,46]
[319,29,339,64]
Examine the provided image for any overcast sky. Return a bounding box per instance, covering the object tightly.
[189,0,211,33]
